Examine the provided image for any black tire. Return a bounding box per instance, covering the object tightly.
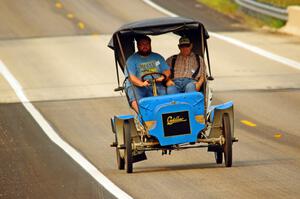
[116,138,125,170]
[222,113,232,167]
[124,121,133,173]
[215,151,223,164]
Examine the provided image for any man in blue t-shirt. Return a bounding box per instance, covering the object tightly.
[125,35,171,112]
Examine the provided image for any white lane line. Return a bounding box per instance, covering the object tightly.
[0,60,132,199]
[143,0,300,71]
[209,32,300,71]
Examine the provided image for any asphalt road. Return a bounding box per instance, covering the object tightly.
[0,103,106,199]
[0,0,300,199]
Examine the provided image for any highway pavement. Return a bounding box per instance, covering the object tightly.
[0,0,300,198]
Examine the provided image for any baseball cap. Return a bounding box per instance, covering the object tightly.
[178,36,191,46]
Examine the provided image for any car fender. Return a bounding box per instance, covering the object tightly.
[208,101,234,139]
[112,115,147,162]
[112,115,134,155]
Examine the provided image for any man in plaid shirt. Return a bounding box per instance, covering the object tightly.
[166,36,206,94]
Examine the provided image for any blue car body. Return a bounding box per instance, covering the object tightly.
[113,92,234,146]
[114,92,208,146]
[139,92,206,146]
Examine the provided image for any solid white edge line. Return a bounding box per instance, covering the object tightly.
[0,60,132,199]
[143,0,300,71]
[209,32,300,70]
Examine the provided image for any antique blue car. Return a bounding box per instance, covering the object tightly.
[108,17,238,173]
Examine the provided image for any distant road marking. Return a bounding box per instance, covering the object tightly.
[143,0,300,71]
[77,22,85,29]
[241,120,257,127]
[54,3,86,31]
[0,60,132,199]
[274,133,282,138]
[67,13,74,19]
[55,2,63,9]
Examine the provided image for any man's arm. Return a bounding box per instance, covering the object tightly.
[126,55,150,87]
[155,69,170,82]
[194,56,206,91]
[163,69,171,79]
[155,55,174,84]
[129,74,150,87]
[152,54,171,83]
[195,74,205,91]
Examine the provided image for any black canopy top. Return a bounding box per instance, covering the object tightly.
[108,17,209,72]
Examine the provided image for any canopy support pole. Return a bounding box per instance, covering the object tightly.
[115,34,145,123]
[204,36,213,79]
[114,51,121,88]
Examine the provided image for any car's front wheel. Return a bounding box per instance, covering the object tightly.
[124,121,133,173]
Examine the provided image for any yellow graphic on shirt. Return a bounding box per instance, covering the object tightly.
[139,60,159,77]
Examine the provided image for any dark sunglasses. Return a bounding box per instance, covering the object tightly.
[179,44,191,48]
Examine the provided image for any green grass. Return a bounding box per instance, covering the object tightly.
[198,0,287,28]
[199,0,238,15]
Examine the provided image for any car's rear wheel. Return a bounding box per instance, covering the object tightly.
[124,121,133,173]
[222,113,232,167]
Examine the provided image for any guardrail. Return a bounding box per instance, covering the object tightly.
[235,0,288,20]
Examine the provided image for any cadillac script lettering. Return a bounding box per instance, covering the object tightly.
[167,116,187,125]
